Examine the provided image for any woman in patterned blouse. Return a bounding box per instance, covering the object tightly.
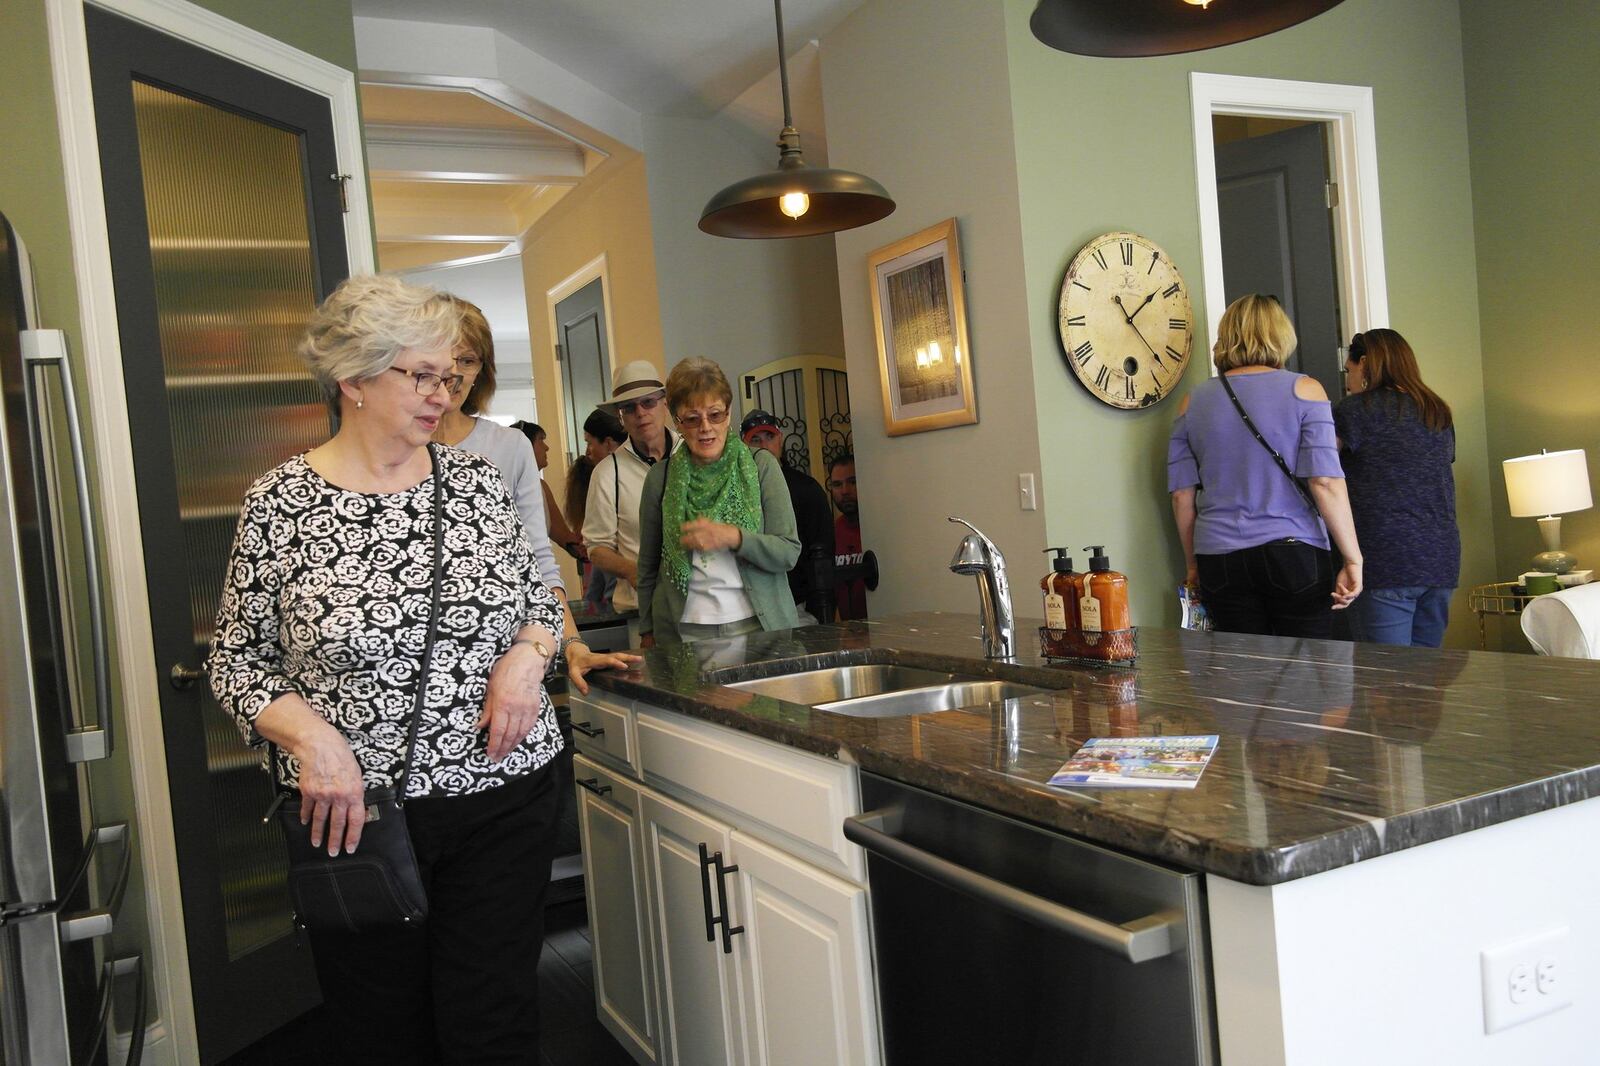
[208,274,565,1063]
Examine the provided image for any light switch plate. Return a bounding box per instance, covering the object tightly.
[1481,927,1571,1034]
[1018,473,1037,511]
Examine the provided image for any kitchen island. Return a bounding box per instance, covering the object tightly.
[581,612,1600,1065]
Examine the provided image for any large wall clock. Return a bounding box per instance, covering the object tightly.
[1057,230,1193,409]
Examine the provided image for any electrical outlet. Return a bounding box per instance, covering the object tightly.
[1481,927,1572,1034]
[1018,473,1038,511]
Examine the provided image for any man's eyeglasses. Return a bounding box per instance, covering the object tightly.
[617,394,664,417]
[675,408,728,430]
[389,366,464,396]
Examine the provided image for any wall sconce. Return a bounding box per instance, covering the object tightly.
[1029,0,1347,57]
[1503,448,1593,574]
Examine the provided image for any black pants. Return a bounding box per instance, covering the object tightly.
[1196,540,1335,640]
[307,762,560,1065]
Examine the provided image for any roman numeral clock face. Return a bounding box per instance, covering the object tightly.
[1057,231,1193,410]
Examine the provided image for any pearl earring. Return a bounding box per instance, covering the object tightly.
[356,398,364,409]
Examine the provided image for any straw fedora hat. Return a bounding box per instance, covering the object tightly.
[601,359,667,411]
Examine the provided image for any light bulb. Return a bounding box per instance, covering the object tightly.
[1184,0,1212,6]
[779,191,810,220]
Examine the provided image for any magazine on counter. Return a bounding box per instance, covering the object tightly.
[1048,735,1219,789]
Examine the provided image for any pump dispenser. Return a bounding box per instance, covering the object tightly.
[1080,545,1131,634]
[1041,548,1076,631]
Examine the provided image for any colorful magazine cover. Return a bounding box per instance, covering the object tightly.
[1048,735,1219,789]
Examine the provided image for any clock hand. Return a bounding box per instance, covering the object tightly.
[1126,290,1157,322]
[1121,310,1164,367]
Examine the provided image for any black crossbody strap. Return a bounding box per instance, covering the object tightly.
[268,444,446,803]
[1218,373,1318,511]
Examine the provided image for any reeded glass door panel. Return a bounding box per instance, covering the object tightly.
[131,79,328,959]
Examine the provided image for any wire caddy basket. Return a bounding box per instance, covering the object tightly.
[1039,625,1138,667]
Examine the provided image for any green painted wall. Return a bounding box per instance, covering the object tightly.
[1463,0,1600,596]
[1002,0,1496,645]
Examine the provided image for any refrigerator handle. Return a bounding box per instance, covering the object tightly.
[0,823,128,930]
[82,954,145,1066]
[20,329,113,763]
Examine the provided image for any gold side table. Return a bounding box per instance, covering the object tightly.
[1467,582,1537,649]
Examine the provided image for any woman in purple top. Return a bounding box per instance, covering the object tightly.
[1334,329,1459,647]
[1168,294,1364,638]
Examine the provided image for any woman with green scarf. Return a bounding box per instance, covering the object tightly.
[636,358,800,645]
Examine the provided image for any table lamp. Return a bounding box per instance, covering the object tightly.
[1502,448,1593,574]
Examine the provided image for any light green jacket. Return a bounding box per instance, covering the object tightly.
[637,447,800,643]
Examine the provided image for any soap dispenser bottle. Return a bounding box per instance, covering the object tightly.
[1080,546,1131,634]
[1041,548,1076,631]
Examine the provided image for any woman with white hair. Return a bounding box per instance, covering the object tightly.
[208,274,564,1062]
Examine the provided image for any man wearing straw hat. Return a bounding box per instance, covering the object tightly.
[583,359,677,632]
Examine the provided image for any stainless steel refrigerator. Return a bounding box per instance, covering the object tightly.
[0,213,148,1062]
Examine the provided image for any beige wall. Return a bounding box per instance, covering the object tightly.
[823,0,1048,619]
[520,151,667,591]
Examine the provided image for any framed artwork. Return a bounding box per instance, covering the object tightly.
[867,217,977,436]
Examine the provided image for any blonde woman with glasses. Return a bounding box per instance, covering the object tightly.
[635,357,800,646]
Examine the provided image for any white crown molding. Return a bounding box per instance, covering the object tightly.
[366,139,584,185]
[1189,72,1388,369]
[44,2,379,1060]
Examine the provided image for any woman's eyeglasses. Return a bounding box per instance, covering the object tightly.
[454,354,483,374]
[389,366,464,396]
[617,394,664,417]
[675,408,729,430]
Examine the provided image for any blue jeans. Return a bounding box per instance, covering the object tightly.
[1351,586,1453,647]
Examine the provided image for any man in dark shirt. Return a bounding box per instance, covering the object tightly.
[740,410,835,623]
[828,453,867,620]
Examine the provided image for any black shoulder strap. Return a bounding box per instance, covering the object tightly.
[1218,373,1318,511]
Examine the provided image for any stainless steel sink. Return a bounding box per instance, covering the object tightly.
[721,663,1043,718]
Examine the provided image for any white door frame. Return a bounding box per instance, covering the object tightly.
[1189,73,1388,366]
[43,1,375,1061]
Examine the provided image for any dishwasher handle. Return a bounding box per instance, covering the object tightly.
[844,807,1178,964]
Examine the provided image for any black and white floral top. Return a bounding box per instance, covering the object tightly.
[207,446,565,798]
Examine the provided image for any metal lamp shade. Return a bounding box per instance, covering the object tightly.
[1030,0,1347,58]
[699,164,895,239]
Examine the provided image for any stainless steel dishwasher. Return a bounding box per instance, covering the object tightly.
[845,773,1217,1065]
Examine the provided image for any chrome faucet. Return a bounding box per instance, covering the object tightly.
[947,516,1015,660]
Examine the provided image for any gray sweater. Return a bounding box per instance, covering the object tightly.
[457,418,565,593]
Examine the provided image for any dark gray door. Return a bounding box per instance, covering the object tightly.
[1215,123,1343,397]
[555,278,610,463]
[87,7,347,1060]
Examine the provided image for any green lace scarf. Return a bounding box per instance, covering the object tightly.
[660,443,762,594]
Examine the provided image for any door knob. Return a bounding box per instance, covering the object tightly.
[169,663,203,691]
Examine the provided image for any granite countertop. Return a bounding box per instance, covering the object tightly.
[587,611,1600,886]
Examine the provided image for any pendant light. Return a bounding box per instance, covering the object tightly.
[1029,0,1347,58]
[699,0,894,239]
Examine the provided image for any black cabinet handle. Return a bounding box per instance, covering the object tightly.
[572,720,605,739]
[697,842,718,943]
[576,777,612,797]
[711,851,744,954]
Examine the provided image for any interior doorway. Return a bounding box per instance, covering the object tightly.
[1189,73,1390,386]
[1212,116,1344,398]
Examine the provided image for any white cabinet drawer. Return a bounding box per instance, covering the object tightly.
[570,691,637,774]
[636,706,864,884]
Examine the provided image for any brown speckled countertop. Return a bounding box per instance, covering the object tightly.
[588,612,1600,885]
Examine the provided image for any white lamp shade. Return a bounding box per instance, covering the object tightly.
[1503,449,1593,517]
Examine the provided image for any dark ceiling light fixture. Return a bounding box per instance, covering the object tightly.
[698,0,894,239]
[1029,0,1348,58]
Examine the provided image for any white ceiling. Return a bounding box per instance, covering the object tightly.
[350,0,865,116]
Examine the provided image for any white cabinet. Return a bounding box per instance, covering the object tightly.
[575,699,882,1066]
[574,755,659,1064]
[639,786,748,1066]
[731,829,877,1066]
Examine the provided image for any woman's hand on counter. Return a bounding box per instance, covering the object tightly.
[565,642,642,695]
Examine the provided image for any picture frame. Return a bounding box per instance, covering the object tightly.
[867,217,977,436]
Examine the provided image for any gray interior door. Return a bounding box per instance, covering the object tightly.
[87,7,348,1060]
[555,278,610,463]
[1215,123,1343,397]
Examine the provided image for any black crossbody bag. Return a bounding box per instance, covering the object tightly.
[265,444,443,932]
[1218,372,1319,513]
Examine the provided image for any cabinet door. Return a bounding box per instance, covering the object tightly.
[640,786,748,1066]
[574,755,658,1063]
[731,830,881,1066]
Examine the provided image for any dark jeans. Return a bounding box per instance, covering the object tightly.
[307,761,560,1065]
[1196,540,1335,640]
